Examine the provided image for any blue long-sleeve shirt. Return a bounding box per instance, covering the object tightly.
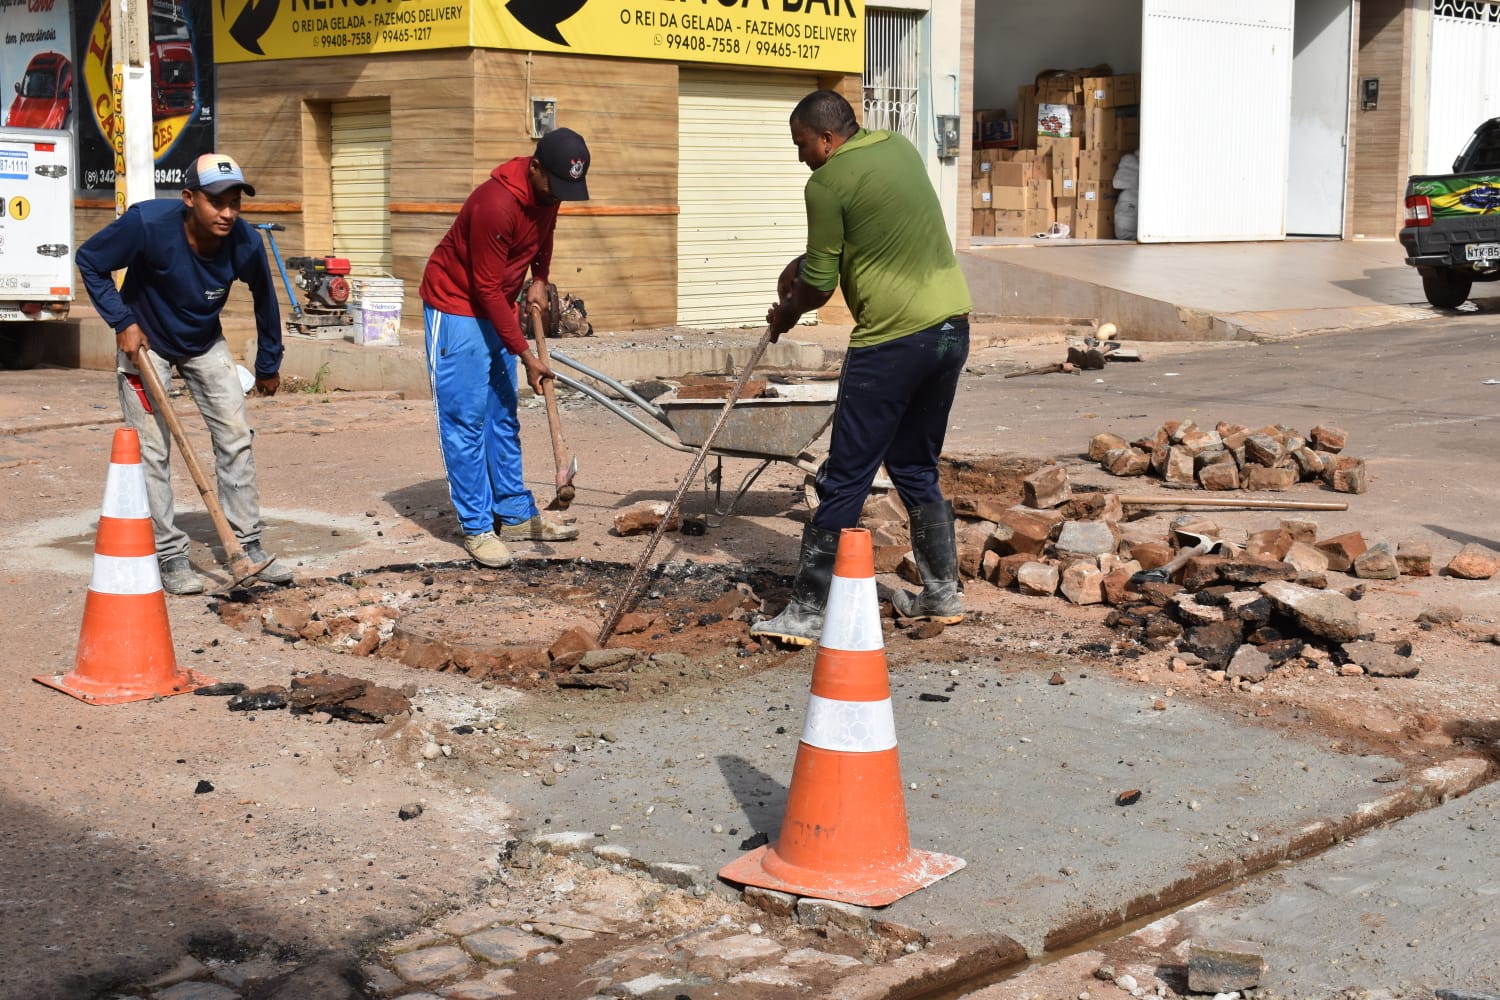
[75,199,283,377]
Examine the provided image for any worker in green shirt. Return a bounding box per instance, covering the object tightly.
[751,89,973,648]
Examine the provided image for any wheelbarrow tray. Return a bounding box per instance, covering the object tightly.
[654,382,837,461]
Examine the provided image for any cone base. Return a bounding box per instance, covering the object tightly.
[33,668,217,706]
[719,843,965,908]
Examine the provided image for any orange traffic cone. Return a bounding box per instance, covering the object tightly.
[720,527,965,907]
[34,428,214,705]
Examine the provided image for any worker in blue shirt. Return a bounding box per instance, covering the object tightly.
[75,152,294,595]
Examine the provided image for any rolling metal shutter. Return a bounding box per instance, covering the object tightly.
[677,70,818,328]
[331,98,393,273]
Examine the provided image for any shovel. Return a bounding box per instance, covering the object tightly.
[129,348,274,591]
[527,298,578,510]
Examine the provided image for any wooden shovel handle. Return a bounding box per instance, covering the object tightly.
[129,348,251,564]
[527,304,573,486]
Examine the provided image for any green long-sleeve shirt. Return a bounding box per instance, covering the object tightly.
[801,128,972,347]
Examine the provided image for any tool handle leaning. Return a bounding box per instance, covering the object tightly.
[129,348,252,564]
[528,304,573,488]
[597,325,776,646]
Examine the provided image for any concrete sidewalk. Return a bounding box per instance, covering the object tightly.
[961,237,1490,342]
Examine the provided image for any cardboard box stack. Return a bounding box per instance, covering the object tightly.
[973,67,1139,241]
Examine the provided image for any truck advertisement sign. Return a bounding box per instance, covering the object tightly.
[71,0,218,193]
[1409,176,1500,217]
[1,0,74,131]
[216,0,863,74]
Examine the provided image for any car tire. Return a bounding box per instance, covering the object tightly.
[0,327,46,370]
[1421,268,1473,309]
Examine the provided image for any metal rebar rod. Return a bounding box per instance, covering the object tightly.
[597,325,776,645]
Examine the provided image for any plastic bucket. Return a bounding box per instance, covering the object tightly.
[349,277,403,347]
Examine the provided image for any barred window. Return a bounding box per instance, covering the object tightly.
[863,9,922,142]
[1434,1,1500,22]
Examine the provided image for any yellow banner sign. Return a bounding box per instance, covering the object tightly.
[216,0,863,73]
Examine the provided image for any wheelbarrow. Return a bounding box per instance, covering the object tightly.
[548,349,837,517]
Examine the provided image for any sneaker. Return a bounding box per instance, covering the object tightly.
[498,514,579,542]
[159,556,205,596]
[463,530,513,568]
[243,542,294,584]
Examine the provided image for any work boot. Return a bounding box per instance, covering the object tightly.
[463,530,513,568]
[889,500,964,624]
[749,524,842,648]
[498,514,579,541]
[243,542,294,585]
[159,555,205,596]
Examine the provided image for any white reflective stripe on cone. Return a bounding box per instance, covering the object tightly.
[801,693,898,753]
[818,576,882,651]
[90,553,163,595]
[101,463,151,520]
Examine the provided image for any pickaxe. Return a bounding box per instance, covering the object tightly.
[1129,529,1238,586]
[527,289,578,510]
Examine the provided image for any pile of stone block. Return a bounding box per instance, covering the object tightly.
[1090,419,1367,494]
[859,462,1500,680]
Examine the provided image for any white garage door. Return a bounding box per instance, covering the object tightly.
[1137,0,1294,242]
[678,70,818,328]
[331,98,393,273]
[1426,1,1500,174]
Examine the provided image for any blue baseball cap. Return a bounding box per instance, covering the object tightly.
[185,153,255,197]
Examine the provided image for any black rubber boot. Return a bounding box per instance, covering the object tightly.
[890,500,964,624]
[750,524,842,648]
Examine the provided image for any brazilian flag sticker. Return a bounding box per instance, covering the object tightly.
[1413,176,1500,217]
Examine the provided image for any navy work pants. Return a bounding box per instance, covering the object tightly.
[811,316,969,530]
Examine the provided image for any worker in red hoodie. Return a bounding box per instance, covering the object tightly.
[418,128,591,568]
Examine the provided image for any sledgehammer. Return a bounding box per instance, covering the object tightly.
[129,348,274,591]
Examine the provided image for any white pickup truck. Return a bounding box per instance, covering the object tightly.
[0,127,74,369]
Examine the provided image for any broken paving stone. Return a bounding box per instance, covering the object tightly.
[1016,562,1060,597]
[1260,580,1363,643]
[227,686,288,712]
[1218,559,1296,585]
[906,621,946,640]
[549,625,600,662]
[1226,644,1272,680]
[1060,562,1106,605]
[1353,542,1399,580]
[1445,543,1500,580]
[611,501,681,536]
[1180,621,1243,669]
[398,803,424,821]
[289,671,367,711]
[1088,431,1129,462]
[1055,520,1118,559]
[1309,424,1348,453]
[1315,531,1368,572]
[193,682,246,697]
[1022,464,1072,509]
[1324,455,1368,494]
[1417,605,1463,625]
[612,612,656,635]
[1338,640,1420,678]
[1188,937,1265,994]
[1396,541,1433,577]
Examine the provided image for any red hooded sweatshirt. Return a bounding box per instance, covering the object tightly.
[419,157,558,355]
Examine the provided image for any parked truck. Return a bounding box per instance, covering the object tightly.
[0,127,73,369]
[1400,116,1500,309]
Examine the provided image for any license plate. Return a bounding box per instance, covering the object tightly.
[1465,243,1500,262]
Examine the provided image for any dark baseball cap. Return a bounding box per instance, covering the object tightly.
[185,153,255,197]
[535,127,590,201]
